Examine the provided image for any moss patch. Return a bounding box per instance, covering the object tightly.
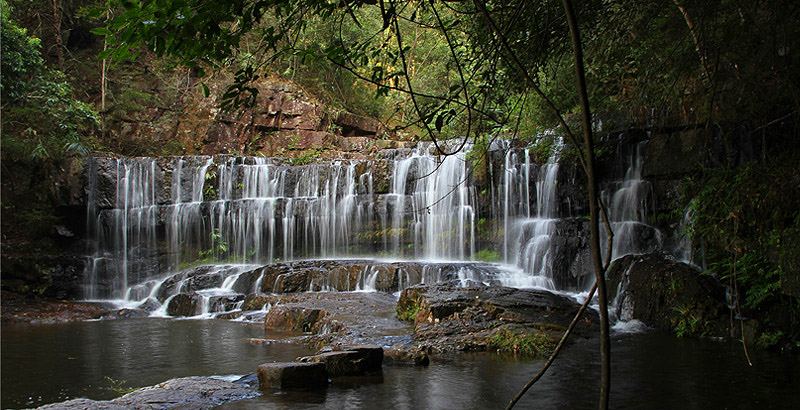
[486,328,555,357]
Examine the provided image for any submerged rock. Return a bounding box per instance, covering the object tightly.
[398,283,599,355]
[1,291,114,324]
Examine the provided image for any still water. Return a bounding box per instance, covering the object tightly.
[2,318,798,409]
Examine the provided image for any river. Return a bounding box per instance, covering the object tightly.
[2,317,796,409]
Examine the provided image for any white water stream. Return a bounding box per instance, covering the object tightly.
[84,138,685,320]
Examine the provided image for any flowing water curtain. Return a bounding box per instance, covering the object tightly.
[599,140,662,260]
[390,144,477,260]
[85,157,159,299]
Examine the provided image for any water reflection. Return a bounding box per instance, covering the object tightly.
[222,334,799,410]
[1,319,310,409]
[2,320,798,410]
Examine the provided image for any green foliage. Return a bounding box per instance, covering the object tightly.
[672,304,711,338]
[688,151,800,313]
[396,297,421,322]
[473,249,500,262]
[203,168,218,200]
[199,229,229,259]
[287,148,323,165]
[756,330,784,349]
[1,4,99,161]
[105,376,138,395]
[486,329,554,356]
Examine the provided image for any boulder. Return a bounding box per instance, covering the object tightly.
[257,362,328,389]
[166,293,204,317]
[241,294,273,311]
[607,253,729,338]
[136,298,161,312]
[264,305,327,332]
[398,283,599,354]
[384,343,430,366]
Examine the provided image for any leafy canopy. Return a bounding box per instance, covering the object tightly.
[1,1,98,161]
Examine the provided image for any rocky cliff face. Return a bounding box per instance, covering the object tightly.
[4,73,793,304]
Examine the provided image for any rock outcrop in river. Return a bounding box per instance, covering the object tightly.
[397,283,599,355]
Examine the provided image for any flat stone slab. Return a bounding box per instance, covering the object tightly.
[398,283,600,354]
[334,344,384,370]
[298,351,366,378]
[35,377,258,410]
[257,362,328,389]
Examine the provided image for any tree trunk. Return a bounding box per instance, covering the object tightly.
[561,1,611,409]
[51,0,64,70]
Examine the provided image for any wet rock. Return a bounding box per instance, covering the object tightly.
[36,377,258,410]
[230,268,263,295]
[264,305,328,332]
[85,157,123,209]
[136,298,161,312]
[257,362,328,389]
[215,311,243,320]
[257,292,410,351]
[398,283,598,354]
[166,293,204,317]
[1,291,113,324]
[241,294,274,311]
[99,308,150,320]
[607,253,729,338]
[384,343,430,366]
[333,344,384,371]
[209,294,244,312]
[36,398,128,409]
[297,351,371,378]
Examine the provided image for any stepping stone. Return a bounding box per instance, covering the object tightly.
[257,362,328,389]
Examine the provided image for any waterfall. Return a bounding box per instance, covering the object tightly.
[600,141,663,260]
[502,136,563,290]
[388,144,476,260]
[83,135,673,304]
[85,158,159,299]
[84,145,479,299]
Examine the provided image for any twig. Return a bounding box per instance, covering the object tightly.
[506,282,598,409]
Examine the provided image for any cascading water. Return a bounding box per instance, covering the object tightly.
[85,157,159,299]
[503,136,563,290]
[600,141,663,260]
[388,144,476,260]
[83,136,688,319]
